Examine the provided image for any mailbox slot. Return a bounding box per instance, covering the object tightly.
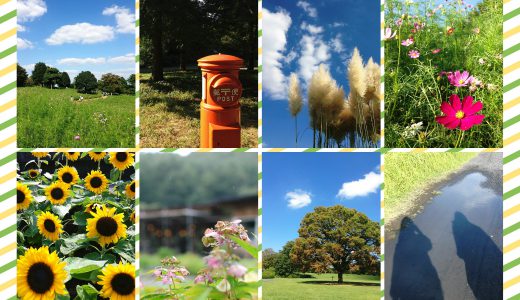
[209,123,241,148]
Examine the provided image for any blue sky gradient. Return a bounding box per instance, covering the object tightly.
[17,0,134,80]
[263,152,381,251]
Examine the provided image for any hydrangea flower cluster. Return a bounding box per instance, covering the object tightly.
[202,220,250,249]
[152,256,190,286]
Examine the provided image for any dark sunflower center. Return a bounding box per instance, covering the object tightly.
[96,217,118,236]
[29,171,37,178]
[17,190,25,203]
[111,273,134,295]
[62,172,73,183]
[51,188,64,200]
[90,177,102,188]
[43,219,56,233]
[116,152,127,162]
[27,262,54,294]
[130,183,135,192]
[94,152,102,154]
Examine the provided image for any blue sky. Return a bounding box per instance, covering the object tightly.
[17,0,134,80]
[262,0,380,148]
[263,152,381,251]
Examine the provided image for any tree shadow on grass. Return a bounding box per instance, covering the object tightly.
[452,212,502,300]
[390,217,443,300]
[299,281,380,286]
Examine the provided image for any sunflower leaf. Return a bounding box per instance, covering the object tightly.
[76,284,98,300]
[52,203,72,218]
[64,257,107,275]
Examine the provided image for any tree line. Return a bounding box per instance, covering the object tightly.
[263,205,380,283]
[17,62,135,95]
[140,0,257,81]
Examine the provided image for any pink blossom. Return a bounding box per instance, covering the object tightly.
[432,48,442,54]
[74,135,80,140]
[227,263,248,278]
[436,95,484,131]
[206,256,221,269]
[401,38,414,46]
[447,70,474,87]
[384,28,396,40]
[396,18,403,26]
[161,276,172,285]
[408,50,420,59]
[194,275,206,284]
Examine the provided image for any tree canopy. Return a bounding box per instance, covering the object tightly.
[291,205,380,283]
[43,67,62,88]
[32,62,47,86]
[74,71,98,94]
[17,64,28,87]
[141,0,257,81]
[61,72,71,88]
[98,73,127,94]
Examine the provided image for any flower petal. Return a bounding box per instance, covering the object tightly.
[440,101,455,116]
[449,94,462,111]
[445,118,461,129]
[465,100,483,116]
[436,115,456,125]
[460,114,485,131]
[461,95,474,110]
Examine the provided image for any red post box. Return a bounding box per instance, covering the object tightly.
[197,54,243,148]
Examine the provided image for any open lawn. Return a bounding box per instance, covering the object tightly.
[140,70,258,148]
[263,274,380,300]
[18,86,135,147]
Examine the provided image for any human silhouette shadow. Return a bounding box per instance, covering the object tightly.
[390,217,443,300]
[452,212,502,300]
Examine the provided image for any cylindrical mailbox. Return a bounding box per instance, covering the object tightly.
[197,54,243,148]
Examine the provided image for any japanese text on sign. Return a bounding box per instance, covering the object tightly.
[213,88,239,102]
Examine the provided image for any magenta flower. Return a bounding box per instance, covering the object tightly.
[435,95,485,131]
[408,50,420,59]
[401,38,414,46]
[227,263,247,278]
[74,135,80,140]
[384,28,396,40]
[447,71,474,87]
[431,48,441,54]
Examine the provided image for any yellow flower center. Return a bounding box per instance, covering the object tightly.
[459,79,465,84]
[455,111,465,119]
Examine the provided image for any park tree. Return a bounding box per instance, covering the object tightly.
[274,240,299,277]
[291,205,380,283]
[17,64,28,87]
[99,73,127,94]
[74,71,98,94]
[127,74,136,92]
[61,72,71,88]
[43,67,62,89]
[32,62,47,86]
[262,248,278,271]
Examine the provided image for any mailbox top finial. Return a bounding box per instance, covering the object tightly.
[198,53,243,70]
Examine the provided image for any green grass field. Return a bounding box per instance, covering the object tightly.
[263,274,380,300]
[140,70,258,148]
[18,86,135,147]
[385,153,477,224]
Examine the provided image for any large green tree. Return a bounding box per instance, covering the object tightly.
[274,241,299,277]
[291,205,380,283]
[61,72,71,88]
[99,73,127,94]
[262,248,278,271]
[32,62,47,86]
[17,64,28,87]
[74,71,98,94]
[43,67,62,89]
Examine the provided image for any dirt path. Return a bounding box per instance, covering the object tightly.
[385,153,502,300]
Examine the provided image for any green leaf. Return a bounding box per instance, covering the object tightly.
[184,285,213,300]
[85,252,116,264]
[72,211,88,226]
[56,293,71,300]
[60,234,89,255]
[140,293,172,300]
[52,203,72,218]
[24,160,37,168]
[64,257,107,275]
[110,168,121,182]
[76,284,98,300]
[228,235,258,259]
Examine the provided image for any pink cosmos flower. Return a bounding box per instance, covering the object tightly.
[384,28,396,40]
[396,18,403,26]
[227,263,248,278]
[74,135,80,140]
[401,38,414,46]
[435,95,484,131]
[408,50,420,59]
[447,70,474,87]
[432,48,442,54]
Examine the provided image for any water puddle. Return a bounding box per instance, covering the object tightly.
[385,172,502,300]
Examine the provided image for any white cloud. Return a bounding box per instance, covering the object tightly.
[23,64,35,73]
[17,38,34,49]
[331,34,344,53]
[18,24,26,32]
[107,53,135,64]
[284,50,297,64]
[298,34,330,82]
[300,22,323,34]
[18,0,47,22]
[46,23,115,45]
[102,5,134,34]
[286,189,312,209]
[332,22,346,28]
[337,172,382,199]
[296,1,317,18]
[57,57,106,65]
[263,8,292,100]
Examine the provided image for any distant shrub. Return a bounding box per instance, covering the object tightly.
[263,268,275,279]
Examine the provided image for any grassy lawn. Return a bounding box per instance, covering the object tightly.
[18,86,135,147]
[385,153,477,224]
[140,70,258,148]
[263,274,380,300]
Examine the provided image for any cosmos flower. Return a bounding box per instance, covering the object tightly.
[401,38,414,46]
[447,70,474,87]
[408,50,420,59]
[384,28,396,40]
[435,95,484,131]
[432,48,442,54]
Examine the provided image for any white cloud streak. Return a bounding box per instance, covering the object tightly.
[18,0,47,22]
[46,23,115,45]
[102,5,134,34]
[337,172,382,199]
[286,189,312,209]
[17,38,34,49]
[296,1,317,18]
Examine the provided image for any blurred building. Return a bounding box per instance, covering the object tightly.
[141,195,257,255]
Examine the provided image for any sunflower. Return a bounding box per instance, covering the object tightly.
[109,152,134,171]
[32,152,48,159]
[17,246,67,300]
[87,205,127,246]
[85,170,109,194]
[98,262,135,300]
[28,169,39,179]
[85,202,104,214]
[17,182,33,211]
[130,212,135,223]
[63,152,80,161]
[37,212,63,241]
[57,166,79,186]
[44,181,70,205]
[88,152,107,161]
[125,180,136,199]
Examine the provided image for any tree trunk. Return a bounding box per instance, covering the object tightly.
[151,14,164,81]
[338,272,343,283]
